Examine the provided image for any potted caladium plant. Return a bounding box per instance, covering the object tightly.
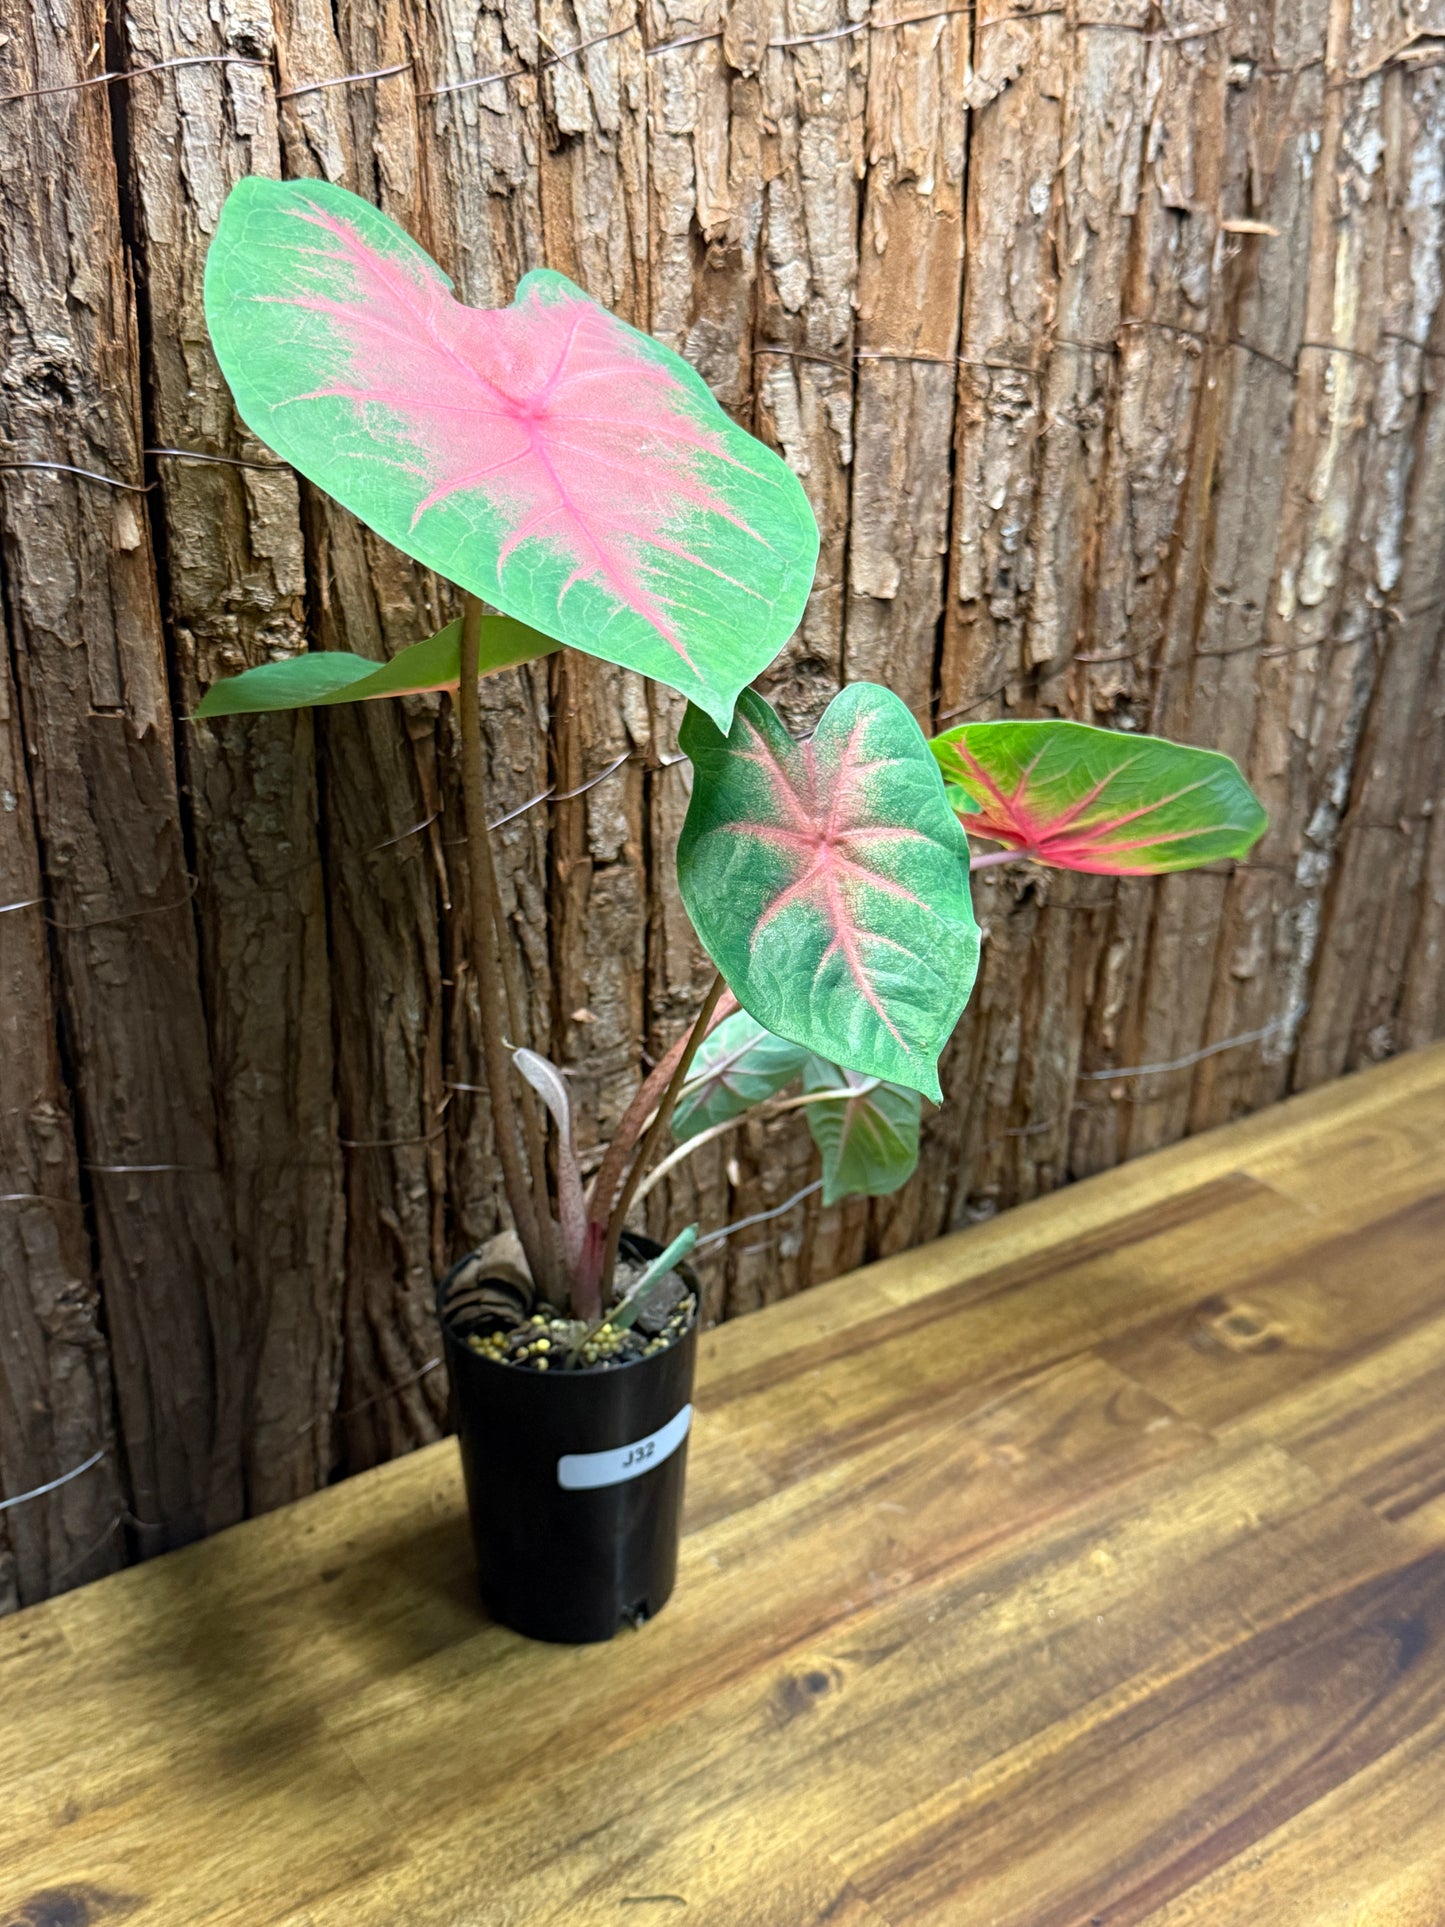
[198,177,1268,1644]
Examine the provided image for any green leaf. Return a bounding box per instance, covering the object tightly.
[930,718,1268,874]
[204,177,818,731]
[801,1058,921,1205]
[677,684,980,1103]
[671,1009,809,1142]
[194,613,556,718]
[602,1226,699,1336]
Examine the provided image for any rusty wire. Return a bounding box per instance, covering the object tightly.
[0,52,262,107]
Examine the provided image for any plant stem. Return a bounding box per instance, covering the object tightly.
[970,847,1025,870]
[460,598,560,1296]
[583,984,737,1234]
[598,971,728,1297]
[456,599,555,1298]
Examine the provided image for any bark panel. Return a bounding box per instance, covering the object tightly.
[0,0,244,1554]
[0,607,122,1606]
[118,0,347,1512]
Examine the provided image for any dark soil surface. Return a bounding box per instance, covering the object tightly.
[445,1250,696,1373]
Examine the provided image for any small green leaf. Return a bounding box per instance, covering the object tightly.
[194,612,556,718]
[802,1059,921,1205]
[600,1227,698,1336]
[678,683,980,1102]
[196,652,378,717]
[671,1009,809,1142]
[930,717,1267,874]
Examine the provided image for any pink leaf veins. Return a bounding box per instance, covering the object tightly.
[266,197,776,665]
[728,710,931,1053]
[946,741,1245,875]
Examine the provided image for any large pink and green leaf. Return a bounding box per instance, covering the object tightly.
[801,1058,921,1205]
[678,685,979,1102]
[193,612,555,718]
[930,718,1267,874]
[204,178,818,731]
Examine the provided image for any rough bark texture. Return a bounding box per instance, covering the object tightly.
[0,0,243,1580]
[0,605,122,1608]
[1,0,1442,1604]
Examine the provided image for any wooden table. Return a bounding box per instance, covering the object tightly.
[5,1044,1445,1927]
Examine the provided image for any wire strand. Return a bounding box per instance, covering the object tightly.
[278,60,412,100]
[0,52,263,107]
[1078,1004,1306,1081]
[0,1448,107,1514]
[0,459,150,492]
[696,1179,824,1250]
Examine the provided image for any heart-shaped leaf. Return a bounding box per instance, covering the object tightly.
[678,684,980,1102]
[204,177,818,730]
[194,612,556,719]
[801,1058,921,1205]
[930,718,1267,874]
[671,1009,809,1142]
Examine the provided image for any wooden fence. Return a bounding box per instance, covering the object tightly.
[2,0,1443,1610]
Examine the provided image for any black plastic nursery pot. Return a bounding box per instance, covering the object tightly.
[436,1235,699,1645]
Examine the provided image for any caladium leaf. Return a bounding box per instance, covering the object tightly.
[801,1058,921,1205]
[194,612,556,719]
[930,718,1267,875]
[204,177,818,731]
[671,1009,809,1142]
[677,684,980,1102]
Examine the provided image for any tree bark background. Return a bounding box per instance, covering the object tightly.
[2,0,1442,1607]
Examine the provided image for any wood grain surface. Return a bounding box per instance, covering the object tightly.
[1,1041,1442,1925]
[3,0,1445,1603]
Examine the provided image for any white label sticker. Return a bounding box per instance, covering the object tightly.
[557,1404,693,1491]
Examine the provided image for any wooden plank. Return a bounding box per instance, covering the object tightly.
[692,1174,1304,1506]
[1100,1185,1445,1429]
[0,1728,401,1927]
[845,9,969,721]
[0,1354,1204,1923]
[3,1447,477,1785]
[274,1453,1401,1923]
[1240,1067,1445,1226]
[752,0,861,726]
[1136,1699,1445,1926]
[938,1,1064,718]
[1,0,1443,1607]
[1191,0,1399,1132]
[274,1837,890,1927]
[1227,1308,1445,1540]
[844,1546,1445,1925]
